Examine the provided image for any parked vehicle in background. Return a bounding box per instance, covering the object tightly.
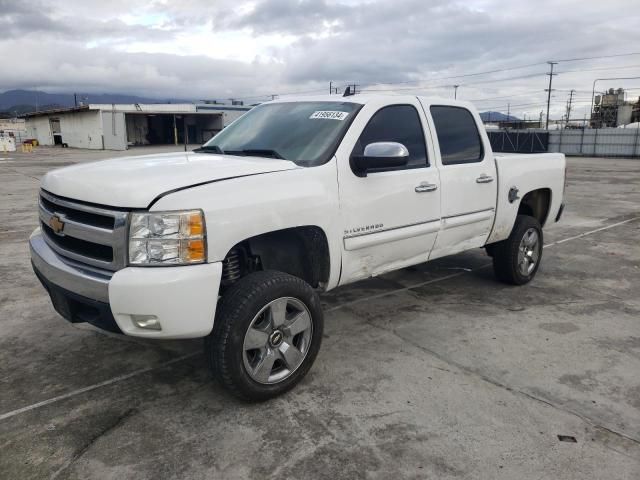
[30,95,566,400]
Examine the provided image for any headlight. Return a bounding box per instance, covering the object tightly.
[129,210,206,265]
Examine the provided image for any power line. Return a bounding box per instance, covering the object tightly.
[551,52,640,63]
[233,87,328,101]
[470,91,542,102]
[363,62,548,87]
[557,63,640,74]
[361,72,546,93]
[361,52,640,90]
[218,52,640,103]
[481,100,593,116]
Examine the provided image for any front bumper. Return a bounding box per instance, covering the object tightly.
[33,264,122,333]
[30,228,223,339]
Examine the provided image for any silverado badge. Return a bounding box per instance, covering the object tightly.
[49,214,65,235]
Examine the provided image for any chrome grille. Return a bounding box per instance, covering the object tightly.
[39,190,129,271]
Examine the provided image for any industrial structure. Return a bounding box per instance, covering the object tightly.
[591,88,640,128]
[21,103,250,150]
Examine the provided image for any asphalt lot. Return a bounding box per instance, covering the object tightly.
[0,146,639,479]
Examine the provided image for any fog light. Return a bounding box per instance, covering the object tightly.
[131,314,161,331]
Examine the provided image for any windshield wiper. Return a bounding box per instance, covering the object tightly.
[224,149,285,160]
[193,145,224,154]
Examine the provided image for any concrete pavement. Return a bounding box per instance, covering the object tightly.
[0,146,638,479]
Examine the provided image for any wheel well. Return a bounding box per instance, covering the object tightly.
[221,226,330,290]
[518,188,551,227]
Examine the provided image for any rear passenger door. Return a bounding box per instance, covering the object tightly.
[336,99,441,284]
[423,102,498,259]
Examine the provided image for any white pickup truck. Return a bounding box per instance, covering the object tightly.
[31,95,566,400]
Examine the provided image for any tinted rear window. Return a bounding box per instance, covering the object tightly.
[430,106,483,165]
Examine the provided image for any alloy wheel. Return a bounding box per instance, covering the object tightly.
[242,297,313,384]
[517,227,540,276]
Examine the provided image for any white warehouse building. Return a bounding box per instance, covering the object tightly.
[22,103,251,150]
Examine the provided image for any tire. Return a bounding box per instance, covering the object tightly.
[491,215,543,285]
[206,270,324,401]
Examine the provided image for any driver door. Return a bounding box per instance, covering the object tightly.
[336,99,441,284]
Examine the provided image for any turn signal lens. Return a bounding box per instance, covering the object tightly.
[183,239,205,263]
[186,213,204,236]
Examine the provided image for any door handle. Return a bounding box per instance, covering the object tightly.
[415,183,438,193]
[476,174,494,184]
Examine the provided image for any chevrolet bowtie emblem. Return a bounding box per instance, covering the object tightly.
[49,214,65,235]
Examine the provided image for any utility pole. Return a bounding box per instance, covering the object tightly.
[74,93,78,107]
[453,85,459,99]
[566,89,575,125]
[507,103,510,120]
[329,81,332,95]
[545,61,558,129]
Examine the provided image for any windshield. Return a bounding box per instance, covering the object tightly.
[202,101,361,166]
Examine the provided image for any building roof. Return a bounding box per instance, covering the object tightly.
[20,105,91,118]
[20,102,252,118]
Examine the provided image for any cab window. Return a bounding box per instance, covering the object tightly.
[351,105,428,170]
[430,106,483,165]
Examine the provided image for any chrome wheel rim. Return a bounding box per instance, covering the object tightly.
[517,227,540,276]
[242,297,313,385]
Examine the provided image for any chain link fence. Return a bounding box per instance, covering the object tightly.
[487,130,549,153]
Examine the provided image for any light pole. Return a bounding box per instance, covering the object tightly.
[453,85,459,99]
[590,76,640,127]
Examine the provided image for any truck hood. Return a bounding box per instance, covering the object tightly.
[41,151,299,208]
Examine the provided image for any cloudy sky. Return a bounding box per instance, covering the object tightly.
[2,0,640,119]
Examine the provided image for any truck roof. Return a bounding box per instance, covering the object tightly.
[269,94,475,110]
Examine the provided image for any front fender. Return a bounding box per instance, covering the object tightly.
[151,160,343,289]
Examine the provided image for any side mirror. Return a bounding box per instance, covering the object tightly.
[351,142,409,177]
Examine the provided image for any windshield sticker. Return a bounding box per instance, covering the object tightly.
[309,111,349,121]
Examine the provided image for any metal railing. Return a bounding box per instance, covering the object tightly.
[548,127,640,158]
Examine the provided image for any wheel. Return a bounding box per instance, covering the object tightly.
[206,270,324,401]
[491,215,543,285]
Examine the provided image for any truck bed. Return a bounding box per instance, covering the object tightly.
[487,152,566,244]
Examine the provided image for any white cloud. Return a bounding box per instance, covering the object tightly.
[1,0,639,118]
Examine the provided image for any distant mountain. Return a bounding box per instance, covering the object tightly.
[0,89,191,114]
[479,111,520,122]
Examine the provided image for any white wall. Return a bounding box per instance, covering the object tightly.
[221,110,245,126]
[101,111,127,150]
[25,111,104,149]
[25,116,53,146]
[59,110,103,149]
